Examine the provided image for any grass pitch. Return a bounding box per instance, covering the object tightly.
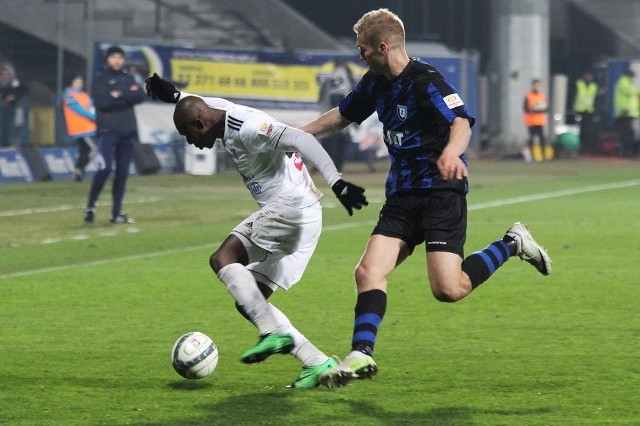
[1,158,639,425]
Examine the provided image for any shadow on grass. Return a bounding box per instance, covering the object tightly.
[142,389,553,425]
[167,380,215,391]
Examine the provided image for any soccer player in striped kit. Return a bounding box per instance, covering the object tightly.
[300,8,553,388]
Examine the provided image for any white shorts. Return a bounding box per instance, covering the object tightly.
[231,200,322,291]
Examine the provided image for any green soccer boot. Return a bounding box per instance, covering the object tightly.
[240,333,295,364]
[291,357,339,389]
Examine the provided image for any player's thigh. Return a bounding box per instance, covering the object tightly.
[356,234,407,284]
[426,250,466,293]
[234,202,322,290]
[233,202,321,255]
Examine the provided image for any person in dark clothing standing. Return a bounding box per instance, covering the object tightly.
[84,46,145,224]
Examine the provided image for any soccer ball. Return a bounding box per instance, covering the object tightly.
[171,332,219,379]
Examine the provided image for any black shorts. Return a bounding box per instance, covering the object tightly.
[372,190,467,257]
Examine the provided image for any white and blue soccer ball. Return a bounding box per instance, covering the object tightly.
[171,331,219,379]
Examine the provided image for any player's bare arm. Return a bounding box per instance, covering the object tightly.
[437,117,471,181]
[300,107,352,138]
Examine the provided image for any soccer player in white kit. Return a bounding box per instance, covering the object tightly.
[146,74,368,388]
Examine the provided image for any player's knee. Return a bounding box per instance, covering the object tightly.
[354,262,384,291]
[354,263,369,286]
[431,285,466,303]
[209,251,223,274]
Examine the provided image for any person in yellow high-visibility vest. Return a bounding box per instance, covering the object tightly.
[613,68,640,158]
[573,70,598,154]
[523,79,551,161]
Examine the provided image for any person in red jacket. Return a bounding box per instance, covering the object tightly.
[62,75,97,182]
[523,79,550,161]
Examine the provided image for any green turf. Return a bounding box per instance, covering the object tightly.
[1,159,639,425]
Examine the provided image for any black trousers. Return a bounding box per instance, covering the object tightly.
[616,117,638,157]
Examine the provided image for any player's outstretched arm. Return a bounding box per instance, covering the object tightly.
[299,108,351,138]
[276,126,368,216]
[144,73,181,103]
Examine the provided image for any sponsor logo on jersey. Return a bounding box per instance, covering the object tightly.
[250,182,262,194]
[293,152,304,171]
[397,105,407,121]
[259,122,273,136]
[443,93,464,109]
[384,130,405,146]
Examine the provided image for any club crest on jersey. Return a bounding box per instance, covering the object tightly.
[250,182,262,194]
[397,105,407,121]
[259,122,273,136]
[444,93,464,109]
[293,153,304,171]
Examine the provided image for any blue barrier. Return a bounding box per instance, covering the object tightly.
[0,149,34,183]
[0,143,185,184]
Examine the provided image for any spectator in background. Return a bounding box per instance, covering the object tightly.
[62,74,97,182]
[316,59,358,171]
[572,70,598,154]
[84,46,145,224]
[523,79,550,162]
[0,63,27,148]
[613,68,640,158]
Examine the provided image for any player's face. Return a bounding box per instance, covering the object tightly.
[180,121,215,150]
[107,54,125,71]
[356,35,385,74]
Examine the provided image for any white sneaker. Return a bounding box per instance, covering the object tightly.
[319,351,378,389]
[506,222,552,275]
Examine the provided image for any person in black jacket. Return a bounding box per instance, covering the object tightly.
[84,46,145,224]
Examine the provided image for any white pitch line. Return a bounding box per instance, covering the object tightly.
[0,197,161,217]
[0,222,373,281]
[2,179,639,281]
[0,243,217,280]
[469,179,640,211]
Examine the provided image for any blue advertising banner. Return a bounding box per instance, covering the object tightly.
[39,147,76,180]
[0,150,34,183]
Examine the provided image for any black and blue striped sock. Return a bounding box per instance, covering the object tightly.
[351,289,387,356]
[462,239,511,289]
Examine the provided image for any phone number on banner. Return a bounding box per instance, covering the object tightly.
[171,59,319,101]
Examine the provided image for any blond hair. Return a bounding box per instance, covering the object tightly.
[353,8,405,48]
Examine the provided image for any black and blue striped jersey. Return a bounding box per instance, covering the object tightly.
[339,58,475,197]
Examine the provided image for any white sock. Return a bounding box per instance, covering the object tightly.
[269,303,328,367]
[217,263,280,335]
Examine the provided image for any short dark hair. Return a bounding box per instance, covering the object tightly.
[106,45,125,58]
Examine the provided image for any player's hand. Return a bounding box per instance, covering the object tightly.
[437,152,468,181]
[144,73,181,103]
[331,179,368,216]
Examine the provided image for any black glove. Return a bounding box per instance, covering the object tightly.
[144,73,181,103]
[331,179,368,216]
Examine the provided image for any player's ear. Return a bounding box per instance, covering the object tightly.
[193,119,205,130]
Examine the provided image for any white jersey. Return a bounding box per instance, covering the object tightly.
[202,96,323,208]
